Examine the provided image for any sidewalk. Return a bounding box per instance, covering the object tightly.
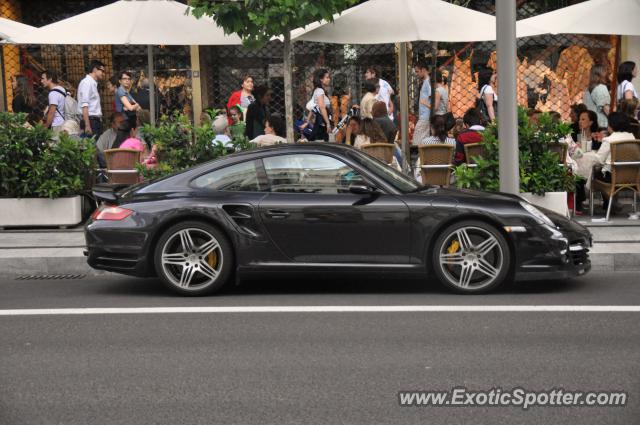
[1,217,640,277]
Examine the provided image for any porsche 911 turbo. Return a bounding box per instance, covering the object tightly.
[86,143,591,295]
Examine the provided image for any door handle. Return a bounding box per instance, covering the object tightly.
[265,209,290,219]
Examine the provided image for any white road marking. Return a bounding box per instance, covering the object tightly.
[0,305,639,316]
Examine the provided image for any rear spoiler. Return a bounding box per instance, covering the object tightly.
[92,183,130,203]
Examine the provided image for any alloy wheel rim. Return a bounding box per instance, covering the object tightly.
[438,226,503,290]
[161,228,223,290]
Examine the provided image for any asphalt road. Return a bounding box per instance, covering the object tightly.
[1,272,639,425]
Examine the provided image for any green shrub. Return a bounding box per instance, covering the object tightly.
[139,112,255,180]
[0,112,95,198]
[454,108,578,195]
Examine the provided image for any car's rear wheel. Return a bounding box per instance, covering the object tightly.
[154,221,233,296]
[432,220,511,294]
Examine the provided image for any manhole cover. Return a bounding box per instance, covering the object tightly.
[16,274,86,280]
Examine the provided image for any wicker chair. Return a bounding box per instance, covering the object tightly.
[548,142,568,165]
[104,148,141,185]
[418,144,454,186]
[361,143,395,166]
[590,140,640,221]
[463,143,485,167]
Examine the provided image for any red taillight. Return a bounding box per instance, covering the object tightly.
[91,206,134,221]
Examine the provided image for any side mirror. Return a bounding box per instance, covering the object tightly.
[349,184,377,195]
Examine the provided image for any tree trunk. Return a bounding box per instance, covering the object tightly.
[283,31,294,143]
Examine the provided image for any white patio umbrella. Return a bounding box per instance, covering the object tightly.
[0,17,36,41]
[291,0,540,177]
[10,0,243,124]
[516,0,640,37]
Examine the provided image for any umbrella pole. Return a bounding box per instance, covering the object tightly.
[148,45,156,126]
[399,42,409,175]
[496,0,518,194]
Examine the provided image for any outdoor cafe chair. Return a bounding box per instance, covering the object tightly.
[104,148,142,185]
[590,140,640,221]
[463,143,485,167]
[418,144,454,187]
[361,143,395,166]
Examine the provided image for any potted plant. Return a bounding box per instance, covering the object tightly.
[138,111,254,181]
[0,112,96,227]
[454,108,577,216]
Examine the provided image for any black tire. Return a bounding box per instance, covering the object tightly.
[431,220,511,294]
[154,221,233,296]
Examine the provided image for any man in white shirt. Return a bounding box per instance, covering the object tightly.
[77,60,106,138]
[40,69,65,132]
[365,66,394,121]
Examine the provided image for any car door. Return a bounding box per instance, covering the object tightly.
[258,153,411,264]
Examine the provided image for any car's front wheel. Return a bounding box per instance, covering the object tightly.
[432,220,511,294]
[154,221,233,296]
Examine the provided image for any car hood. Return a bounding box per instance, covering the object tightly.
[413,186,524,204]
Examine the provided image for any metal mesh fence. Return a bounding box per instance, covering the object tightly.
[1,0,193,123]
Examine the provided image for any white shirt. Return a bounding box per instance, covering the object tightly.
[77,74,102,117]
[48,85,66,127]
[595,131,635,174]
[481,84,498,102]
[617,80,638,101]
[375,78,394,120]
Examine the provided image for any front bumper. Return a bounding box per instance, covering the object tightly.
[511,222,592,281]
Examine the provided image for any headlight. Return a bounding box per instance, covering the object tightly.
[519,201,555,227]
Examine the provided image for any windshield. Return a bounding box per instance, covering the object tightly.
[347,149,420,193]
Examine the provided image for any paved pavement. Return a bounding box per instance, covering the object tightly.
[1,272,638,424]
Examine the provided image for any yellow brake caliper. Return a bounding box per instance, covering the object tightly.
[447,240,460,271]
[207,251,218,269]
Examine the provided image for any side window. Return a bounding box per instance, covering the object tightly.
[192,160,261,192]
[262,154,366,194]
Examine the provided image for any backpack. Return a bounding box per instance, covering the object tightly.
[50,88,81,123]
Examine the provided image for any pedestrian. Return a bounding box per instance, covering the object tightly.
[95,112,126,167]
[245,85,271,140]
[77,60,106,138]
[40,69,66,132]
[106,75,118,113]
[433,70,449,116]
[477,67,497,122]
[360,78,378,119]
[569,103,588,142]
[413,60,432,144]
[251,114,288,146]
[115,70,142,131]
[583,64,610,130]
[616,61,637,102]
[227,74,254,124]
[309,68,333,141]
[136,78,151,111]
[372,101,397,144]
[212,114,234,150]
[419,114,456,147]
[365,66,394,121]
[228,105,246,140]
[11,74,35,116]
[454,108,485,165]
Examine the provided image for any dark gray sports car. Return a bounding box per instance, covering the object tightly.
[86,143,591,295]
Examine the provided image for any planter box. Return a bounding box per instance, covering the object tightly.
[520,191,568,217]
[0,196,82,228]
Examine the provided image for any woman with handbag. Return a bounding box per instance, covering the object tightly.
[309,68,333,141]
[477,67,497,123]
[115,70,141,131]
